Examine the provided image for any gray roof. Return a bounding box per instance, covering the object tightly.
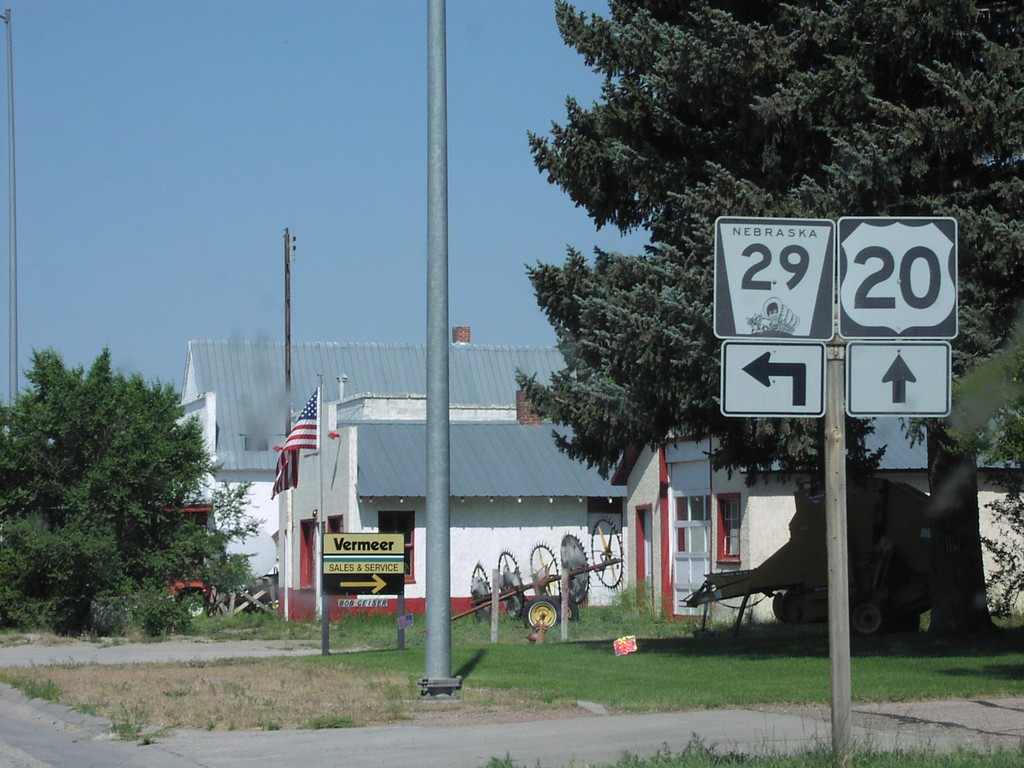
[356,422,623,498]
[867,419,927,471]
[183,340,568,472]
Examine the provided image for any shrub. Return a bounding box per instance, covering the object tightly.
[131,588,193,637]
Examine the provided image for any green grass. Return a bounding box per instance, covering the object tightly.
[12,676,62,703]
[322,617,1024,712]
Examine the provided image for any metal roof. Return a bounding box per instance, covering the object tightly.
[182,340,567,472]
[181,339,930,484]
[867,419,927,471]
[356,422,623,499]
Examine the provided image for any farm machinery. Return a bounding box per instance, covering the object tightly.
[685,479,933,635]
[454,518,625,629]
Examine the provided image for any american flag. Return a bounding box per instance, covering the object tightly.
[271,449,298,499]
[271,388,319,498]
[282,389,319,452]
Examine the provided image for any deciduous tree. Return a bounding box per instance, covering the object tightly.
[0,349,253,633]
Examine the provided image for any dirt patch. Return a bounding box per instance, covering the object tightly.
[0,657,592,732]
[1,658,409,731]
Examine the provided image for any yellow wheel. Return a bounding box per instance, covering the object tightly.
[524,596,560,629]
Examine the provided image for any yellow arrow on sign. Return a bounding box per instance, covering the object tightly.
[338,573,388,594]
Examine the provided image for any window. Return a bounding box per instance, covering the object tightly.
[675,495,710,553]
[717,494,741,562]
[243,434,269,451]
[379,510,415,583]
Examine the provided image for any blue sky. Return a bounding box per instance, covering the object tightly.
[0,1,647,393]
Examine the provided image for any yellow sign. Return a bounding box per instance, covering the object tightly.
[321,532,407,596]
[323,533,405,556]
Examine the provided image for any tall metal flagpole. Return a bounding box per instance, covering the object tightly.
[317,379,329,655]
[282,229,294,621]
[2,10,17,403]
[420,0,459,698]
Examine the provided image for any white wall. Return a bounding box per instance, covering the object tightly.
[351,496,624,606]
[214,471,279,578]
[621,446,663,606]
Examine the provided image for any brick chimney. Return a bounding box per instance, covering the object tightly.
[452,326,471,345]
[516,389,542,426]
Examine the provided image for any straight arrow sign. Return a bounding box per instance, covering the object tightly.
[881,353,916,404]
[846,341,951,417]
[721,341,825,417]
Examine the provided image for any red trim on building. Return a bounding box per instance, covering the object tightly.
[610,445,641,486]
[282,592,478,622]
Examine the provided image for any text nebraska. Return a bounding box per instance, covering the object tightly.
[731,226,820,239]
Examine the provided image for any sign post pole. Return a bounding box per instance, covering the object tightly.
[825,338,851,765]
[397,593,406,651]
[716,215,957,768]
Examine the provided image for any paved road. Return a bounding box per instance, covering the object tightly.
[1,638,1022,767]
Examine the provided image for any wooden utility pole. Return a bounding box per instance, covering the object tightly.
[825,338,851,766]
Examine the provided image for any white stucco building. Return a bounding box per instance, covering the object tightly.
[180,332,625,621]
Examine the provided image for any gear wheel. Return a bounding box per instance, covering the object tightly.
[499,568,524,619]
[497,550,523,619]
[561,533,589,606]
[591,516,624,588]
[470,563,491,622]
[529,542,560,595]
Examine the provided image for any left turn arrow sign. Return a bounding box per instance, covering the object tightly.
[721,341,826,418]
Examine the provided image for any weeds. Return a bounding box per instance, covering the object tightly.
[305,715,356,729]
[110,704,162,743]
[8,676,61,702]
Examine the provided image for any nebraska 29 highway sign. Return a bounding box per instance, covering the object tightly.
[838,217,958,339]
[714,217,835,340]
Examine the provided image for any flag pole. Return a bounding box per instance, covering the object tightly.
[3,10,17,403]
[317,379,329,655]
[281,228,294,621]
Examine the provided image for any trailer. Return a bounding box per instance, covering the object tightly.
[685,478,932,635]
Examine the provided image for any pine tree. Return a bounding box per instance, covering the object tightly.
[524,0,1024,632]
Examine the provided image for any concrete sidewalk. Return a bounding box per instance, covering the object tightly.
[135,698,1024,767]
[0,636,322,668]
[3,681,1021,768]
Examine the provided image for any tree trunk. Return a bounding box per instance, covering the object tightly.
[926,426,996,634]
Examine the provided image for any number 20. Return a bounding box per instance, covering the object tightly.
[740,243,809,291]
[852,246,941,310]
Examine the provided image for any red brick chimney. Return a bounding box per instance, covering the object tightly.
[516,389,542,426]
[452,326,471,344]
